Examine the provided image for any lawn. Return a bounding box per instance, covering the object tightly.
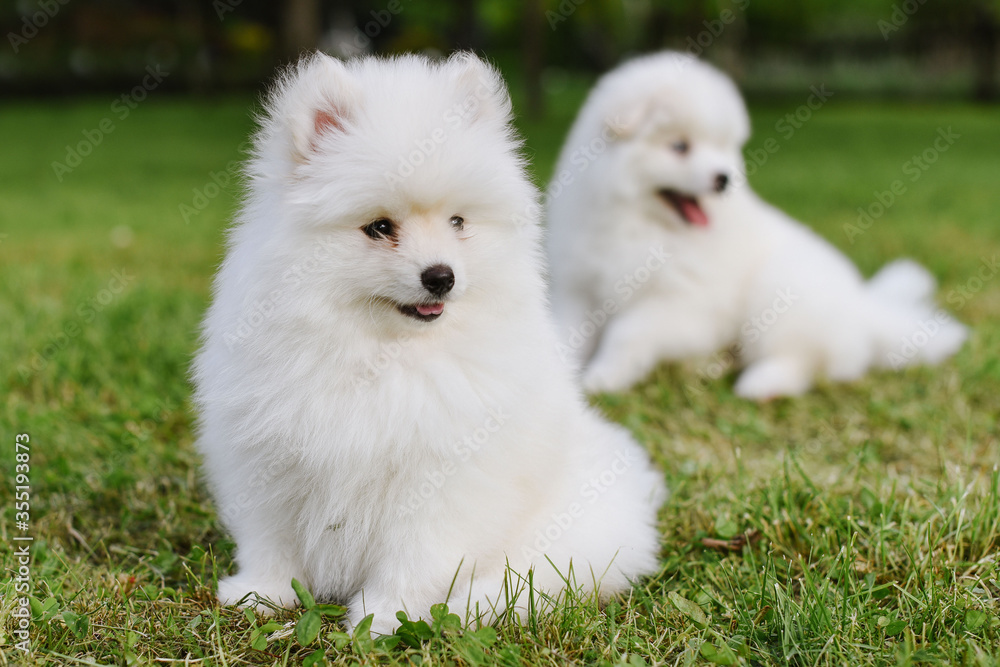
[1,77,999,666]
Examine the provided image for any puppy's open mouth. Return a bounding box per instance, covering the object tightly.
[397,302,445,322]
[658,189,709,227]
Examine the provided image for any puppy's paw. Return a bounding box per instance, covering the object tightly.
[345,602,402,636]
[734,358,811,401]
[581,362,634,394]
[218,574,299,614]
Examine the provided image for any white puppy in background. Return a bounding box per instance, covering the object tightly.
[192,52,664,635]
[546,51,967,399]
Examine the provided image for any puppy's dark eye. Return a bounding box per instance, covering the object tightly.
[450,216,464,231]
[671,140,690,155]
[363,218,395,239]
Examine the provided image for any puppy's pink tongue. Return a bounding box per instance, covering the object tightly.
[679,197,709,226]
[417,303,444,316]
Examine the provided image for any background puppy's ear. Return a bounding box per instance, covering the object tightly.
[282,52,360,163]
[445,51,513,125]
[604,99,663,140]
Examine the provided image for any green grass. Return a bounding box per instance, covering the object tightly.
[1,79,999,666]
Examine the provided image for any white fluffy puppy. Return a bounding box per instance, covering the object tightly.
[546,52,967,399]
[192,52,664,635]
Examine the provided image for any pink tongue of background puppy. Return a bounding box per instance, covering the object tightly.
[679,197,710,226]
[417,303,444,316]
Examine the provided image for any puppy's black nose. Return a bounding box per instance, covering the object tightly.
[714,173,729,193]
[421,264,455,297]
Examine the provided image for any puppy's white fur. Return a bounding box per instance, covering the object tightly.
[193,52,664,635]
[546,52,967,399]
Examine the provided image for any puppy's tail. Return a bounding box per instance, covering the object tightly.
[867,259,968,369]
[868,258,937,305]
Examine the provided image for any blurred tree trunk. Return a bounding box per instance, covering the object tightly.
[178,0,212,90]
[452,0,480,50]
[972,2,999,101]
[641,5,668,51]
[281,0,321,62]
[523,0,544,117]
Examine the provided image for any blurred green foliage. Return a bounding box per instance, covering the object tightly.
[0,0,997,99]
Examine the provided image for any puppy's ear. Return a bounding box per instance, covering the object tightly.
[283,53,360,162]
[445,51,512,125]
[313,109,345,138]
[604,100,662,140]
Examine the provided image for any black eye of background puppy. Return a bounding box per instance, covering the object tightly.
[671,140,690,155]
[364,218,396,239]
[450,216,464,230]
